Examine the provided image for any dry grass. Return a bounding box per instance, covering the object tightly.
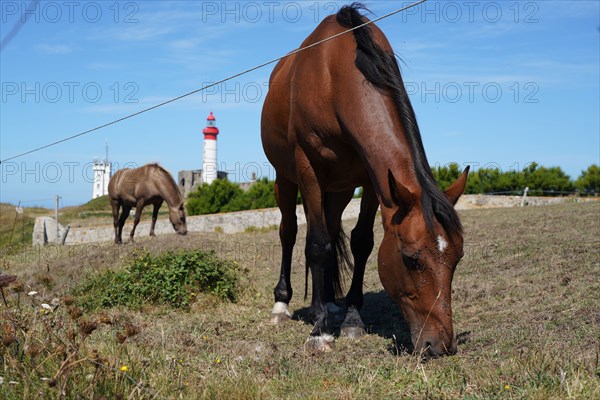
[1,202,599,399]
[0,203,51,249]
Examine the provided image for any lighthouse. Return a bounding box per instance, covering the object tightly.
[202,112,219,185]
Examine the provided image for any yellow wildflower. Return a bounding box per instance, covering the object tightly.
[120,366,128,372]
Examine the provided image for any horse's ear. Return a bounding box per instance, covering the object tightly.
[388,170,414,222]
[445,165,470,205]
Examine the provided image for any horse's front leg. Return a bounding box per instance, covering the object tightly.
[129,201,144,242]
[296,152,335,352]
[341,184,378,339]
[150,200,163,237]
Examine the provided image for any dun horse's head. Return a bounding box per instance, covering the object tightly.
[169,203,188,235]
[378,168,469,358]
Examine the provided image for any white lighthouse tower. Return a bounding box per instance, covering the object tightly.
[202,112,219,185]
[92,144,111,198]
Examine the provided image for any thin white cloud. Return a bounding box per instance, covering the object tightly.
[36,44,72,55]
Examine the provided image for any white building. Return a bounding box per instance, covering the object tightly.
[92,150,111,199]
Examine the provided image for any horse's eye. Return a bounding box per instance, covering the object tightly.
[402,253,423,271]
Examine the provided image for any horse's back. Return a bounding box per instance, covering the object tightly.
[109,167,148,205]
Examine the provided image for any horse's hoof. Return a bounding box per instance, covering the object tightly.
[270,312,291,324]
[270,302,291,324]
[304,334,335,352]
[340,326,366,339]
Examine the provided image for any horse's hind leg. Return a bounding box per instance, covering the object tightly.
[111,199,121,244]
[117,205,131,244]
[271,176,298,323]
[150,200,163,237]
[341,184,378,339]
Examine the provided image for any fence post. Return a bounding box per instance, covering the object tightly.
[60,226,70,245]
[520,187,529,207]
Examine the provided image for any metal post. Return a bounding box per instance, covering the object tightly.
[55,194,59,243]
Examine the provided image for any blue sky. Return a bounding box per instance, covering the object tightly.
[1,0,598,207]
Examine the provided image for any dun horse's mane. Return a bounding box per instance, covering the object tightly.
[142,163,181,199]
[336,3,462,236]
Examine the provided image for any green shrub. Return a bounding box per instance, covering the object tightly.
[186,177,287,216]
[432,162,582,196]
[575,164,599,195]
[186,179,244,215]
[76,249,240,310]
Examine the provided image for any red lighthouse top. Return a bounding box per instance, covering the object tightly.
[202,112,219,140]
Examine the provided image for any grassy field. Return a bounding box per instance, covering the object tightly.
[0,203,51,250]
[1,202,599,399]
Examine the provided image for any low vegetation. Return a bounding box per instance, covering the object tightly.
[75,249,241,310]
[186,177,299,216]
[432,162,599,196]
[0,203,49,251]
[1,202,599,399]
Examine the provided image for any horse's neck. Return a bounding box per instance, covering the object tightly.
[158,179,181,208]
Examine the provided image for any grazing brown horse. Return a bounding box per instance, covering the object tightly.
[261,4,469,357]
[108,163,187,244]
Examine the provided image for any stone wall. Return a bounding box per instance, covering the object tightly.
[32,195,594,246]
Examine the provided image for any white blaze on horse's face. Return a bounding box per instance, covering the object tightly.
[437,235,448,253]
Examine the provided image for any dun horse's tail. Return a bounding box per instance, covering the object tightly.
[304,222,354,302]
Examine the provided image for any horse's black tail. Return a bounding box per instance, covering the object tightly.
[333,223,354,299]
[304,222,354,301]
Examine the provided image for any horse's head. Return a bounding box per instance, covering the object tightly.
[378,168,469,358]
[169,203,188,235]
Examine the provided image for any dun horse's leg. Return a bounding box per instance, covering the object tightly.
[150,201,163,237]
[129,201,144,242]
[271,176,298,323]
[111,200,121,244]
[341,184,379,338]
[117,205,131,244]
[296,153,335,352]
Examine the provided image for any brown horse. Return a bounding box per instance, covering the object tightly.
[108,163,187,244]
[261,4,469,357]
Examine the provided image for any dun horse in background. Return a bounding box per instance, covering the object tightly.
[108,163,187,244]
[261,4,469,357]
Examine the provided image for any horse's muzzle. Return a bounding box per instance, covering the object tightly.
[419,335,458,359]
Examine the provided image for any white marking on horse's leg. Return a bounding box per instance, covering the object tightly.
[437,235,448,253]
[321,333,335,342]
[272,301,290,315]
[326,302,341,313]
[270,301,292,323]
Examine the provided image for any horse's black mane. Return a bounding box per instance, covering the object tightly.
[336,3,462,235]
